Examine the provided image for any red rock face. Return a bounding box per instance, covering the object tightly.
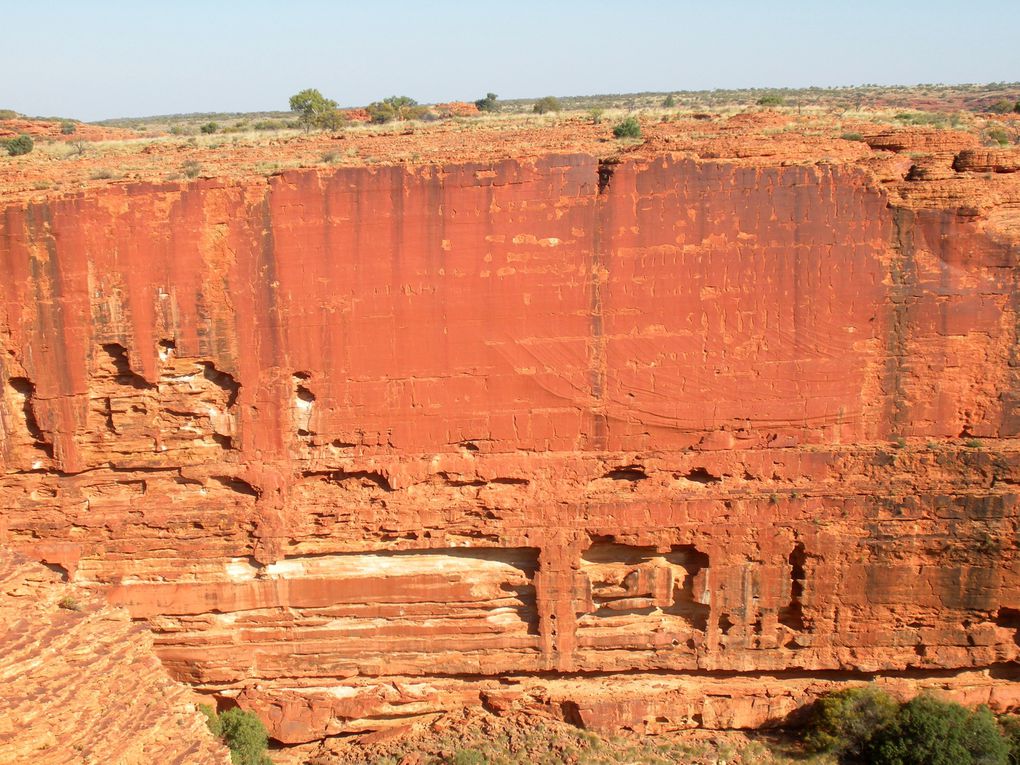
[1,152,1019,744]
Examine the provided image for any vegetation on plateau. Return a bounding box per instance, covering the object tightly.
[474,92,499,112]
[3,134,33,156]
[612,116,641,138]
[288,88,345,132]
[366,95,429,123]
[532,96,562,114]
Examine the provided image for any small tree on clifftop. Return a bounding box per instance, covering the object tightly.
[532,96,562,114]
[474,92,498,112]
[366,96,428,123]
[289,88,339,132]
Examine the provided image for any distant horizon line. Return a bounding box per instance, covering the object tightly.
[8,80,1020,124]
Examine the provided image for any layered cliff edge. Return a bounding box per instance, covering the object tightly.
[0,549,230,763]
[1,117,1020,746]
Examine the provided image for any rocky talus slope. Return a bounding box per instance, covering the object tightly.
[0,550,229,763]
[1,116,1019,746]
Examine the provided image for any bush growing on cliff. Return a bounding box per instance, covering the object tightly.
[805,685,899,759]
[60,120,76,135]
[806,689,1016,764]
[201,705,273,765]
[864,695,1008,765]
[613,117,641,139]
[4,134,33,156]
[987,128,1011,147]
[532,96,562,114]
[1001,715,1020,764]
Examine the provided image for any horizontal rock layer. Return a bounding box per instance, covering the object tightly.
[0,550,229,763]
[1,149,1019,744]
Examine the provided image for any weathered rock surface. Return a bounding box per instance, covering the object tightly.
[0,549,229,764]
[1,126,1019,745]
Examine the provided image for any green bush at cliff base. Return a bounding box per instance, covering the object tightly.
[1001,715,1020,765]
[863,695,1008,765]
[200,705,273,765]
[804,685,898,758]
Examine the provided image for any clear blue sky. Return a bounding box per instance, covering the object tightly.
[4,0,1018,121]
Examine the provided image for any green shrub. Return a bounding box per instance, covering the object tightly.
[314,108,347,132]
[864,695,1008,765]
[201,705,273,765]
[588,108,604,125]
[199,704,221,736]
[987,128,1010,146]
[289,88,339,131]
[1000,715,1020,764]
[451,750,486,765]
[200,122,219,134]
[1015,101,1020,114]
[613,117,641,139]
[60,121,76,135]
[757,94,784,107]
[57,594,81,611]
[183,160,202,179]
[474,92,498,112]
[5,134,33,156]
[253,120,285,131]
[841,132,864,141]
[805,685,899,758]
[366,96,428,123]
[662,94,676,108]
[532,96,562,114]
[990,100,1015,114]
[894,111,949,127]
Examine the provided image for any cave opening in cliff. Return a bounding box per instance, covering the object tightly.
[5,376,53,456]
[99,343,153,390]
[597,158,618,194]
[578,541,711,634]
[778,542,807,634]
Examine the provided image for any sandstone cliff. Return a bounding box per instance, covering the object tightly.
[1,119,1019,744]
[0,549,230,763]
